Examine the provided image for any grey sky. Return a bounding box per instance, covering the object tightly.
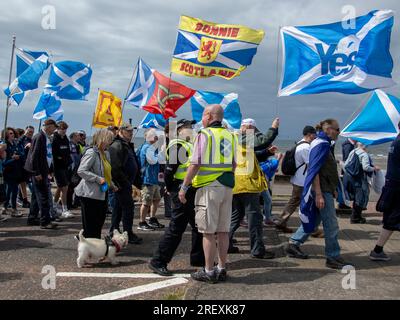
[0,0,399,138]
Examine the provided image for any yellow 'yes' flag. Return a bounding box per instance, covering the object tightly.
[92,90,122,128]
[171,15,265,79]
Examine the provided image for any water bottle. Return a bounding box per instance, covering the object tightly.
[100,182,109,192]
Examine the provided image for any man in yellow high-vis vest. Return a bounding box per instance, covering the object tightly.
[179,104,236,284]
[149,119,205,276]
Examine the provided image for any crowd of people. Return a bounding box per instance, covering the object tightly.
[0,103,399,284]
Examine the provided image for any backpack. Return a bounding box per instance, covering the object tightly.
[344,151,363,179]
[281,141,309,176]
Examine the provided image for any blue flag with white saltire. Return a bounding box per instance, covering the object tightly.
[340,90,400,145]
[139,112,167,129]
[299,131,332,233]
[191,90,242,129]
[33,85,63,120]
[47,61,92,100]
[279,10,395,96]
[4,48,50,105]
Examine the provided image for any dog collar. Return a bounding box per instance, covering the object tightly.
[112,239,121,253]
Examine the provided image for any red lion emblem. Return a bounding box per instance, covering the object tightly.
[200,40,217,60]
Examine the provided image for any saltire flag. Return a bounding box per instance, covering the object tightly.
[191,90,242,129]
[299,131,332,233]
[139,113,167,129]
[92,90,123,128]
[33,60,92,120]
[340,90,400,145]
[4,48,50,105]
[279,10,395,96]
[33,85,63,120]
[125,58,195,119]
[171,15,264,80]
[47,61,92,100]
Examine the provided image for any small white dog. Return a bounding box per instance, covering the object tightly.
[76,229,128,268]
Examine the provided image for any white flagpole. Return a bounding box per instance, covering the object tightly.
[3,35,16,139]
[120,59,138,127]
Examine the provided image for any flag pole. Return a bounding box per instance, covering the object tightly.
[274,26,281,118]
[2,35,16,140]
[90,88,100,137]
[120,59,138,126]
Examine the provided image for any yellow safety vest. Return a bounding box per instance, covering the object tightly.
[166,139,193,181]
[192,127,235,188]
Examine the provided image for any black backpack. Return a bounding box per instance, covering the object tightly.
[281,141,309,176]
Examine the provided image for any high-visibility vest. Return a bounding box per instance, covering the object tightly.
[166,139,193,181]
[192,127,235,188]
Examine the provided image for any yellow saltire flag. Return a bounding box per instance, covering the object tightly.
[92,90,122,128]
[171,15,265,79]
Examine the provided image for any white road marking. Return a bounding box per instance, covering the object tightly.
[56,272,191,278]
[81,278,189,300]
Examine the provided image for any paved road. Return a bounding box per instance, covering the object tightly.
[0,183,399,300]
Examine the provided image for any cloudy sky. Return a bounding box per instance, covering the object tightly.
[0,0,399,138]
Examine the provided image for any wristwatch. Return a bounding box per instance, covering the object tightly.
[180,184,190,193]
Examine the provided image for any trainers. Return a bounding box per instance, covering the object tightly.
[0,216,8,222]
[149,261,172,276]
[369,250,391,261]
[51,216,63,222]
[251,250,275,259]
[351,217,366,224]
[326,256,352,269]
[10,209,23,217]
[128,233,143,244]
[286,243,309,259]
[138,222,155,231]
[191,268,218,284]
[1,207,10,215]
[148,218,165,229]
[40,222,58,230]
[61,211,74,219]
[214,267,227,282]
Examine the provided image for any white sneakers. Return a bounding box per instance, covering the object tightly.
[61,210,74,219]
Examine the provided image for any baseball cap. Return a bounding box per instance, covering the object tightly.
[43,119,58,127]
[177,119,196,130]
[77,130,86,136]
[303,125,317,136]
[241,118,256,127]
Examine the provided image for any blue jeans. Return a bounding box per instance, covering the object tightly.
[261,190,272,221]
[290,192,341,259]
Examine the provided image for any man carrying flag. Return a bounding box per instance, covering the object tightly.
[286,119,352,269]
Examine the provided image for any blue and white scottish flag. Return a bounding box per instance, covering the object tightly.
[4,48,50,105]
[279,10,395,96]
[340,90,400,145]
[191,90,242,129]
[299,131,332,233]
[139,112,167,129]
[47,61,92,100]
[125,58,155,108]
[33,85,63,121]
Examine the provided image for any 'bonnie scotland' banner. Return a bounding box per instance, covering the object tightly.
[171,15,265,79]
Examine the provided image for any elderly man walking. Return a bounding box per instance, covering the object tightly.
[179,104,236,283]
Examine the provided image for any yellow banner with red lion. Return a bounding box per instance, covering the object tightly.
[171,15,265,79]
[92,90,122,128]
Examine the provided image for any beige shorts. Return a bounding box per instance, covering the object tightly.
[141,184,161,206]
[194,180,233,234]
